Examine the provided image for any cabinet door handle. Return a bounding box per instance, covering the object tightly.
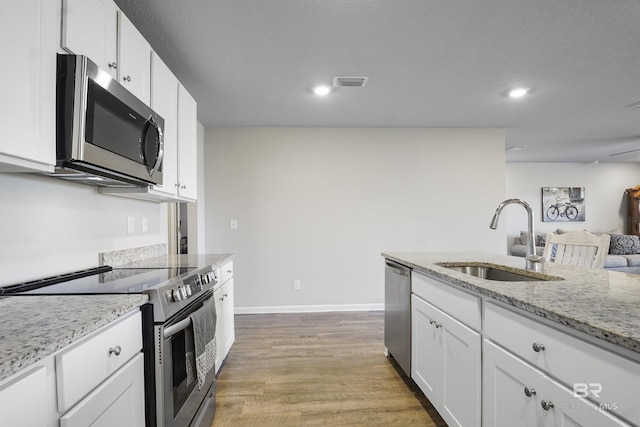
[532,342,545,352]
[429,319,442,328]
[109,345,122,356]
[108,62,117,69]
[524,387,536,397]
[123,75,131,82]
[541,400,554,410]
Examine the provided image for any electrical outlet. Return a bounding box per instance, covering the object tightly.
[293,280,301,290]
[127,216,135,234]
[230,219,238,229]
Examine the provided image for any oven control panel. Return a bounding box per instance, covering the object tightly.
[167,273,203,303]
[165,266,220,304]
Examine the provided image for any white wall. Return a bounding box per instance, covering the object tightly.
[0,173,167,285]
[204,127,506,313]
[504,163,640,249]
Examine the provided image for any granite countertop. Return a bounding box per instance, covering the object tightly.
[115,253,234,270]
[383,251,640,355]
[0,294,148,381]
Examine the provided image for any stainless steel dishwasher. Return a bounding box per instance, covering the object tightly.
[384,260,411,376]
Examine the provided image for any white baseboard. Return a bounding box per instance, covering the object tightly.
[235,303,383,315]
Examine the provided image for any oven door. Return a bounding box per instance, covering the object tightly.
[159,292,217,427]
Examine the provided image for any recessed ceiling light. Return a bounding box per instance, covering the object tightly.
[508,88,529,98]
[506,145,528,152]
[313,85,331,96]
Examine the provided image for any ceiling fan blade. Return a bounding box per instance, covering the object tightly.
[610,148,640,156]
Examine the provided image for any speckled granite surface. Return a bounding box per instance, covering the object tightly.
[116,253,234,270]
[383,251,640,355]
[0,294,148,381]
[99,244,168,266]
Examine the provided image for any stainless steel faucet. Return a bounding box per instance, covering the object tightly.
[490,199,544,271]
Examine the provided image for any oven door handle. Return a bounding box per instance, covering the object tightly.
[163,290,214,339]
[164,317,192,338]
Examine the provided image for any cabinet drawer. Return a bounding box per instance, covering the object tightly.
[485,302,640,425]
[220,261,233,284]
[56,311,142,412]
[411,271,481,331]
[60,353,145,427]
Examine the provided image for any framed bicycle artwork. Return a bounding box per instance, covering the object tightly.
[542,187,585,222]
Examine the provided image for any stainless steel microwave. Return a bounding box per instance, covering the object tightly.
[53,54,164,187]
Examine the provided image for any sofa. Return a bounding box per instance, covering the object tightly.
[510,230,640,274]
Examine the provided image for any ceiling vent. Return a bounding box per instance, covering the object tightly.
[333,76,368,88]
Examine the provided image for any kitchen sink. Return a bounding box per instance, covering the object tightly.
[436,263,563,282]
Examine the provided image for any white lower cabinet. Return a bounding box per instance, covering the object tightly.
[0,361,55,426]
[57,311,144,425]
[214,261,235,374]
[483,339,544,427]
[407,269,640,427]
[59,353,145,427]
[411,272,481,427]
[483,339,630,427]
[0,309,144,426]
[484,303,635,426]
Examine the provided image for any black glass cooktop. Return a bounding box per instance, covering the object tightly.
[0,266,195,295]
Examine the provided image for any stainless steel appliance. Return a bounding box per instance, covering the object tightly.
[53,54,164,187]
[1,258,224,427]
[384,260,411,376]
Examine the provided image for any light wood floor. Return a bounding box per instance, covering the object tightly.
[211,311,447,426]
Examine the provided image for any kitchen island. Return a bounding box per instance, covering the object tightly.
[383,251,640,427]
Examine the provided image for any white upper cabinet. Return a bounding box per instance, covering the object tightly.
[62,0,151,104]
[118,13,151,104]
[62,0,118,78]
[100,56,199,202]
[150,53,179,196]
[177,84,198,201]
[0,0,58,172]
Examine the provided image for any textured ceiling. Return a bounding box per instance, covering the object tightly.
[114,0,640,163]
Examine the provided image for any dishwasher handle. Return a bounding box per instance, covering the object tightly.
[385,261,411,277]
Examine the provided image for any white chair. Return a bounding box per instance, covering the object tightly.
[543,231,610,269]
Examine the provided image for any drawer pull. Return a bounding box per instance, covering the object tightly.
[532,342,545,352]
[524,387,536,397]
[541,400,554,410]
[109,345,122,356]
[429,319,442,328]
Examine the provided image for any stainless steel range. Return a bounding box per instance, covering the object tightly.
[1,254,233,427]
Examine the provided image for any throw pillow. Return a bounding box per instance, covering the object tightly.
[609,234,640,255]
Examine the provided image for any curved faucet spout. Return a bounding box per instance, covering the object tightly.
[490,199,539,270]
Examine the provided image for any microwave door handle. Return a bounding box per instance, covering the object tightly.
[149,117,164,176]
[143,115,164,176]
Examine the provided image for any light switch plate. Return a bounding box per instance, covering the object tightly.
[127,216,135,234]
